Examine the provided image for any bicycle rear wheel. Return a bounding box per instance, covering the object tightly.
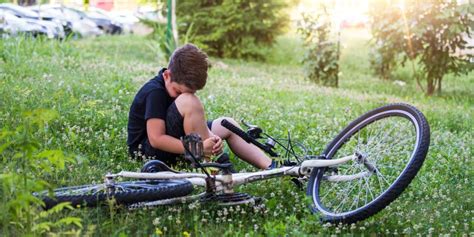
[40,180,193,209]
[307,103,430,224]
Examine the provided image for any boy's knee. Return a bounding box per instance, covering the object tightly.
[175,93,204,114]
[217,117,237,126]
[211,117,239,138]
[213,117,238,130]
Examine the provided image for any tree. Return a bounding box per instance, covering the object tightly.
[368,0,405,80]
[405,1,473,95]
[297,8,340,87]
[369,0,473,95]
[176,0,291,60]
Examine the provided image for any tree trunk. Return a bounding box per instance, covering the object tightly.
[426,77,435,96]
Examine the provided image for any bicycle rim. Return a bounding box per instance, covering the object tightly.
[313,109,423,219]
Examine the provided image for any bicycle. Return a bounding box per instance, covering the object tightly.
[38,103,430,224]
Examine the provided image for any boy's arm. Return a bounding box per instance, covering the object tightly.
[147,118,223,156]
[147,118,184,154]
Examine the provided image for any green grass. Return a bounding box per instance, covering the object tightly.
[0,31,473,236]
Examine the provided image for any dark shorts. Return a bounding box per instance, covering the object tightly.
[129,102,213,165]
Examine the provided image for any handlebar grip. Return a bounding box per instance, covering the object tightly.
[221,119,253,143]
[221,119,278,157]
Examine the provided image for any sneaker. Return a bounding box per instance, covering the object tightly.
[266,160,279,170]
[267,160,297,170]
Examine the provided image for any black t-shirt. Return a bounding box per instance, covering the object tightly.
[127,68,173,147]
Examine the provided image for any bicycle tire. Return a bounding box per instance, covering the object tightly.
[40,179,194,209]
[307,103,430,224]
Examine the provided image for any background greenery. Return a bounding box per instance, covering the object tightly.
[298,8,340,87]
[176,0,293,60]
[0,29,472,235]
[368,0,473,95]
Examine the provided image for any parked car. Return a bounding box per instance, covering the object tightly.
[29,4,102,38]
[88,7,138,34]
[84,10,122,34]
[29,5,72,36]
[111,12,139,34]
[0,10,52,38]
[41,5,121,35]
[0,3,65,39]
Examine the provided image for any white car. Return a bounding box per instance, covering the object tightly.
[30,5,103,37]
[88,7,139,34]
[0,3,65,39]
[0,10,52,38]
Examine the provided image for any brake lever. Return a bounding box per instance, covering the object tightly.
[241,119,263,139]
[241,119,257,129]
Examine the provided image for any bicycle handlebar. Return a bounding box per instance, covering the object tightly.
[221,119,278,157]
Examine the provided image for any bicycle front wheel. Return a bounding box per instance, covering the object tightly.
[307,103,430,224]
[40,180,193,209]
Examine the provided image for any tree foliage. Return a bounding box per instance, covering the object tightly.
[369,0,473,95]
[176,0,291,60]
[368,0,405,80]
[297,8,340,87]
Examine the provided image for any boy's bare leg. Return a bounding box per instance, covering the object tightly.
[210,117,272,169]
[174,93,212,139]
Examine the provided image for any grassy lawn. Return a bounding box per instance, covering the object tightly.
[0,30,472,236]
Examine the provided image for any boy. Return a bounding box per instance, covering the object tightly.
[127,44,272,169]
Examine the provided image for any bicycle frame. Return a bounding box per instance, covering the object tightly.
[107,153,371,207]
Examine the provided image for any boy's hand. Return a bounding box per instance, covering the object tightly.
[203,135,223,157]
[212,136,223,155]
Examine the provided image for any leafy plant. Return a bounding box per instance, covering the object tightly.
[297,8,340,87]
[139,18,175,61]
[176,0,291,60]
[368,0,405,80]
[405,1,473,95]
[369,0,473,95]
[0,109,81,235]
[140,18,195,62]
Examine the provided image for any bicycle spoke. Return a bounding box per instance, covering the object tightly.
[364,175,375,202]
[332,181,360,213]
[376,171,393,187]
[314,111,422,217]
[349,176,365,211]
[324,159,357,211]
[363,119,390,149]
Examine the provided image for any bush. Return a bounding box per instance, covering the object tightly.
[368,0,405,80]
[297,9,340,87]
[369,0,473,95]
[0,109,81,235]
[176,1,291,60]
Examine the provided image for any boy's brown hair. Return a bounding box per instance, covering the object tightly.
[168,44,209,90]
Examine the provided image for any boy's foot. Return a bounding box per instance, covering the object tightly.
[266,160,279,170]
[266,160,298,170]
